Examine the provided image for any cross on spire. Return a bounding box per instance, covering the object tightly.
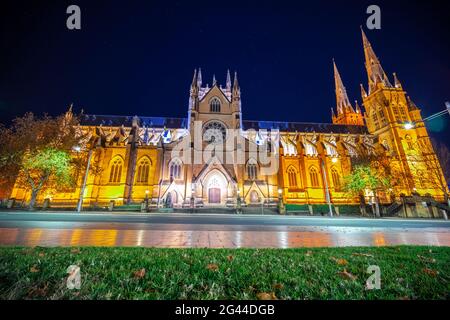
[333,60,354,115]
[361,27,392,94]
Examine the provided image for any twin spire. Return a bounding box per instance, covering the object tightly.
[361,28,394,94]
[332,28,408,125]
[191,68,238,92]
[333,60,354,115]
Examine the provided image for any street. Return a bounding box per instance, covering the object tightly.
[0,211,449,248]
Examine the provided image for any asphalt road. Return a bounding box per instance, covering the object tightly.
[0,211,449,248]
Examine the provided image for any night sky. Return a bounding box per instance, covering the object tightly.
[1,0,449,143]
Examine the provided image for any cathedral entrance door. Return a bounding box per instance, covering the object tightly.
[208,188,221,204]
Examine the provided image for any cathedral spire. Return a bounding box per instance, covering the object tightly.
[360,83,368,98]
[361,27,392,93]
[333,60,354,115]
[191,69,198,88]
[355,100,362,114]
[197,68,202,87]
[393,72,402,89]
[407,96,419,111]
[233,71,240,93]
[212,74,217,86]
[226,69,232,90]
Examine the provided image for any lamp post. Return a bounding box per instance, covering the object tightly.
[236,189,242,214]
[76,148,94,212]
[321,158,333,217]
[403,102,450,130]
[278,188,285,215]
[144,190,149,211]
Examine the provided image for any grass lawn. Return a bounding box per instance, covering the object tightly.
[0,246,449,300]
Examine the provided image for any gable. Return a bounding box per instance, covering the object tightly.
[198,85,231,114]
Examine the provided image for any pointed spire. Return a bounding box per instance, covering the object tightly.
[197,68,202,87]
[393,72,402,89]
[360,83,368,98]
[226,69,232,89]
[333,60,353,115]
[212,74,217,86]
[355,100,362,114]
[407,96,419,111]
[361,27,392,93]
[191,69,198,88]
[233,71,239,90]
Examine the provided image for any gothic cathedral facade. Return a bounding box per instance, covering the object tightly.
[9,31,448,209]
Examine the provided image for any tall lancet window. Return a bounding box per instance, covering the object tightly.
[169,158,182,180]
[109,157,123,183]
[136,158,150,183]
[309,167,319,187]
[210,98,221,113]
[247,159,258,181]
[287,166,298,188]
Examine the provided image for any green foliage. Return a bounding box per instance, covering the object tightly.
[336,205,362,215]
[22,147,74,189]
[285,204,309,211]
[343,164,391,196]
[0,246,448,300]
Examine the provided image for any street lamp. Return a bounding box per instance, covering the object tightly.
[404,102,450,130]
[236,188,242,214]
[277,189,285,215]
[320,158,334,217]
[76,146,94,212]
[144,190,149,211]
[404,122,415,130]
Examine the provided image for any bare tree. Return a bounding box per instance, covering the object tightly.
[0,110,86,209]
[407,138,450,206]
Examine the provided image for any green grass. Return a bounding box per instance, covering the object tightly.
[0,246,449,300]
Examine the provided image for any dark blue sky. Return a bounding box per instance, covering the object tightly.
[1,0,449,141]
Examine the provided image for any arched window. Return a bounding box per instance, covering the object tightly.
[405,135,414,150]
[287,166,298,188]
[169,159,182,180]
[331,168,341,191]
[309,167,319,187]
[416,170,426,188]
[136,158,150,183]
[210,98,221,113]
[109,157,123,183]
[382,139,390,152]
[250,190,260,203]
[247,160,258,180]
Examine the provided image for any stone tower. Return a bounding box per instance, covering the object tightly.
[331,60,365,126]
[360,29,447,199]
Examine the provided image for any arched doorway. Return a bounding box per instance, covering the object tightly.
[208,188,221,204]
[250,190,260,203]
[203,170,228,205]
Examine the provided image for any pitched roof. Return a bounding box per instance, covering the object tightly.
[81,114,368,134]
[80,114,187,129]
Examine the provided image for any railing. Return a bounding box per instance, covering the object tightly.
[385,201,403,216]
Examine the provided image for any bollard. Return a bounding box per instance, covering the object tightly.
[43,198,51,210]
[108,200,115,212]
[7,198,15,209]
[335,206,340,216]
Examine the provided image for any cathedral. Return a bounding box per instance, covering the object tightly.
[9,30,448,211]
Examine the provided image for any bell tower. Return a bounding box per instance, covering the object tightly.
[360,29,447,198]
[331,60,364,126]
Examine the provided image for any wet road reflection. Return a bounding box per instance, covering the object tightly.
[0,225,449,248]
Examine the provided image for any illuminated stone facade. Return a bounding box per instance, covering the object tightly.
[9,31,448,209]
